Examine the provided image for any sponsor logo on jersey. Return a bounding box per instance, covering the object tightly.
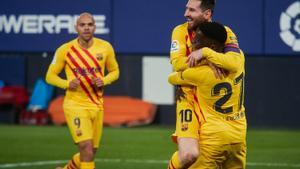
[73,67,102,77]
[170,40,179,52]
[225,111,245,121]
[0,14,109,34]
[280,1,300,51]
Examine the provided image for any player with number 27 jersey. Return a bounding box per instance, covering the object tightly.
[168,49,246,146]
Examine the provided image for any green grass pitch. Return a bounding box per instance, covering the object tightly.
[0,125,300,169]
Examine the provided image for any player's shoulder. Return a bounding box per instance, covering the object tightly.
[93,37,113,48]
[223,25,239,46]
[173,22,188,33]
[224,26,237,37]
[55,39,75,54]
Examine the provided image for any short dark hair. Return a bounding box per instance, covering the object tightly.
[198,22,226,44]
[193,21,227,51]
[200,0,216,14]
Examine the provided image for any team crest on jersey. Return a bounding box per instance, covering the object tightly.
[170,40,179,53]
[181,123,188,131]
[76,129,82,136]
[96,53,103,61]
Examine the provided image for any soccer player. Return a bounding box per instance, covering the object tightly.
[45,12,119,169]
[168,0,243,168]
[169,21,246,169]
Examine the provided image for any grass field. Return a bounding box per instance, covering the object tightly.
[0,125,300,169]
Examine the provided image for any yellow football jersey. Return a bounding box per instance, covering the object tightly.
[46,38,119,109]
[170,22,243,73]
[168,50,246,145]
[169,22,244,140]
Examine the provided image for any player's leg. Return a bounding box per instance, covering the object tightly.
[55,106,85,169]
[190,144,226,169]
[178,137,199,168]
[79,140,95,169]
[55,153,80,169]
[78,109,98,169]
[63,107,95,169]
[222,143,247,169]
[167,138,199,169]
[167,151,181,169]
[80,108,104,169]
[175,98,201,168]
[92,108,104,150]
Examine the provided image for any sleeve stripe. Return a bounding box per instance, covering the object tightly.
[225,43,239,48]
[224,46,240,54]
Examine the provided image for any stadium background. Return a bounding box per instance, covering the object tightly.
[1,0,300,127]
[1,1,300,169]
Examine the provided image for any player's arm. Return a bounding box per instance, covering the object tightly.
[170,26,189,71]
[200,26,243,72]
[45,47,68,89]
[168,67,207,86]
[103,43,119,86]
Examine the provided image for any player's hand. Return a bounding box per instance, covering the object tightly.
[208,62,225,79]
[69,79,80,91]
[187,49,202,67]
[91,77,104,88]
[175,85,185,102]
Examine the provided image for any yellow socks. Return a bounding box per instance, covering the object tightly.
[81,161,95,169]
[168,151,181,169]
[63,153,80,169]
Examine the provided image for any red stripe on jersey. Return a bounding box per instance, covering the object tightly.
[66,55,99,105]
[185,35,191,56]
[185,31,194,56]
[188,30,194,43]
[71,46,98,78]
[81,47,104,77]
[193,94,206,123]
[68,50,100,100]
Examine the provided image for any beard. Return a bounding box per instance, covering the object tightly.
[187,17,207,31]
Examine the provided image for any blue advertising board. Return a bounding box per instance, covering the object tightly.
[1,0,299,55]
[112,0,186,54]
[214,0,263,55]
[113,0,264,54]
[265,0,300,54]
[0,0,111,52]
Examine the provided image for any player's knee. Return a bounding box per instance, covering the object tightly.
[179,149,199,167]
[78,140,94,160]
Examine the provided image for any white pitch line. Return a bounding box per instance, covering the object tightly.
[248,162,300,168]
[0,159,300,168]
[0,160,68,168]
